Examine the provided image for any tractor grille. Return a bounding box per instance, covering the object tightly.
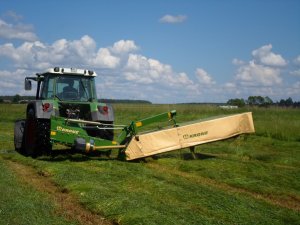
[58,102,92,120]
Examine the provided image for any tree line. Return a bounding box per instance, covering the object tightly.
[0,94,299,107]
[227,96,300,107]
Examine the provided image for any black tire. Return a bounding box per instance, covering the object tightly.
[24,108,38,157]
[14,119,26,154]
[24,108,52,157]
[37,119,52,155]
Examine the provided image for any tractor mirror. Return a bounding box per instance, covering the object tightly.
[25,79,32,90]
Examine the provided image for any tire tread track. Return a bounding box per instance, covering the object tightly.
[6,160,116,225]
[147,162,300,211]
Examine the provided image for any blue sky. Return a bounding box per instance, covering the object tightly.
[0,0,299,103]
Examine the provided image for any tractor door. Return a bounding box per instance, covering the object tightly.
[40,76,55,100]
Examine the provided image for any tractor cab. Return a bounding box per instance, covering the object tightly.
[25,67,97,102]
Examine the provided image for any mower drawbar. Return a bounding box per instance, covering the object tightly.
[74,137,126,152]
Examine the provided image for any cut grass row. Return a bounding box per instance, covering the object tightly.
[3,149,299,225]
[0,159,79,225]
[0,104,300,224]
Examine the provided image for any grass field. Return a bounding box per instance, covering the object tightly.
[0,104,299,225]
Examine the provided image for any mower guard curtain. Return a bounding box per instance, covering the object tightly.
[125,112,255,160]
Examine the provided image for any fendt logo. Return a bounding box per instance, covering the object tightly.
[183,131,208,139]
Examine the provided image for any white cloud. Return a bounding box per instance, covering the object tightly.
[195,68,215,85]
[111,40,138,54]
[159,14,187,23]
[0,35,201,102]
[0,41,44,68]
[293,55,300,65]
[178,72,193,85]
[91,48,120,69]
[290,69,300,76]
[0,18,38,41]
[235,60,282,86]
[292,81,300,89]
[4,11,23,21]
[230,44,287,101]
[125,54,147,71]
[70,35,97,57]
[0,40,61,69]
[124,54,194,87]
[285,81,300,98]
[0,69,35,95]
[0,35,298,103]
[226,45,300,102]
[252,44,287,67]
[0,35,122,69]
[288,55,300,77]
[232,58,245,65]
[224,82,236,88]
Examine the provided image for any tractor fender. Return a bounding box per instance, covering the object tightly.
[26,101,55,119]
[91,103,114,122]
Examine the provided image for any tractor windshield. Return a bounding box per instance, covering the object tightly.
[41,75,97,101]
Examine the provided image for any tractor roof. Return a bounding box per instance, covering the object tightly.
[39,67,97,77]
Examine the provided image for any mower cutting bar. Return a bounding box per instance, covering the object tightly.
[125,112,255,160]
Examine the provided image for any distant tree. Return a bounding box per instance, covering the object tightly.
[0,98,3,103]
[247,95,273,106]
[294,101,300,108]
[256,96,265,105]
[263,96,273,107]
[227,98,245,107]
[12,94,21,103]
[279,99,286,106]
[247,96,255,105]
[278,97,293,107]
[247,96,263,105]
[286,97,293,106]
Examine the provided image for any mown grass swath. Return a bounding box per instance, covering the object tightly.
[0,160,79,225]
[0,104,299,225]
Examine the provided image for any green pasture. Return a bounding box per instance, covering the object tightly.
[0,104,299,225]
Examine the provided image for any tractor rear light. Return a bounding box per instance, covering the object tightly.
[54,67,60,72]
[103,106,108,112]
[98,105,109,114]
[42,103,51,112]
[88,70,94,75]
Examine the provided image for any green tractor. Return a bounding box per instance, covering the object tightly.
[14,67,255,160]
[14,67,114,157]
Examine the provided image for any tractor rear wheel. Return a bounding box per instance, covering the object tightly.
[14,119,26,154]
[37,119,52,155]
[24,108,52,157]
